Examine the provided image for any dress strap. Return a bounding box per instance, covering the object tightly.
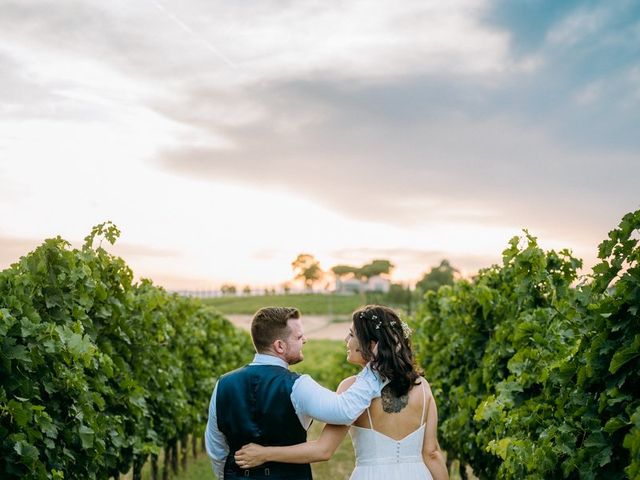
[420,381,428,425]
[366,407,374,430]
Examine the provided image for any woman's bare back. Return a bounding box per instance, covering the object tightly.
[352,376,429,440]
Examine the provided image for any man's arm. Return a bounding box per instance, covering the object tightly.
[204,382,229,479]
[291,364,384,425]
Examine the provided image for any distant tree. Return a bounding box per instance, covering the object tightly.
[331,265,358,278]
[387,283,412,304]
[331,264,357,290]
[358,259,393,279]
[282,282,291,294]
[220,283,236,296]
[291,253,324,290]
[330,260,394,295]
[348,259,393,298]
[416,259,458,293]
[242,285,252,296]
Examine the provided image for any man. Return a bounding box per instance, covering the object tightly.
[205,306,384,479]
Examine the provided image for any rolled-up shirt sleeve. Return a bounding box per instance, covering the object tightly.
[290,364,384,426]
[205,382,228,479]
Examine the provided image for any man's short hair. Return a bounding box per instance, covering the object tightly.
[251,307,300,352]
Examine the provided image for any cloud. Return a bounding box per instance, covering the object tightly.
[154,76,639,248]
[484,1,640,115]
[0,0,516,96]
[546,7,607,46]
[150,1,640,251]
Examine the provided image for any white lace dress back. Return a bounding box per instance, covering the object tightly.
[348,381,434,480]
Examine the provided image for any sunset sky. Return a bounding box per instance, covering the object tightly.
[1,0,638,290]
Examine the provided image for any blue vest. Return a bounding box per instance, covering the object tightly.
[217,364,313,479]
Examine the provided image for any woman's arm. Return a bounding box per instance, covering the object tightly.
[234,377,357,468]
[235,423,349,466]
[291,364,383,425]
[421,380,449,480]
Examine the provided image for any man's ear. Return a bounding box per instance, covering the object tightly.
[273,339,286,354]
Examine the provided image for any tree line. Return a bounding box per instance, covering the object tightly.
[217,252,458,298]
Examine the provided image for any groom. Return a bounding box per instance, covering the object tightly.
[205,306,384,479]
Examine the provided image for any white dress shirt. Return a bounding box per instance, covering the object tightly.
[205,353,384,479]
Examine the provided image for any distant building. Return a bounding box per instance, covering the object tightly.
[334,275,390,294]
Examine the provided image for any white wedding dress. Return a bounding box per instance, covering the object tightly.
[348,382,434,480]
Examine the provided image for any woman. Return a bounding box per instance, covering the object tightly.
[234,305,449,480]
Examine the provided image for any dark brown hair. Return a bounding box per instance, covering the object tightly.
[251,307,300,352]
[352,305,422,397]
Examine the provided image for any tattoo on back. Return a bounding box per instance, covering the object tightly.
[381,384,409,413]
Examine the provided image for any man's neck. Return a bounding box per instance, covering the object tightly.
[252,352,289,368]
[259,350,285,361]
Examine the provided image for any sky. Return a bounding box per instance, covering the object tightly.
[1,0,639,290]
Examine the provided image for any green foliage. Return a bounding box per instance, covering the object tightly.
[0,225,252,479]
[331,265,358,278]
[415,259,458,293]
[363,283,421,316]
[412,211,640,479]
[358,259,394,280]
[291,340,360,391]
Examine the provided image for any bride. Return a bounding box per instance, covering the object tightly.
[234,305,449,480]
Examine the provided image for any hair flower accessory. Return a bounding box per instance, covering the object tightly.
[400,320,412,339]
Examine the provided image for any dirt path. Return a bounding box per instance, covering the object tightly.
[225,314,349,341]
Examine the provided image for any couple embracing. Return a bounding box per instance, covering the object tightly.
[205,305,448,479]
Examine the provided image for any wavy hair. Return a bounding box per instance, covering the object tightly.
[352,305,422,397]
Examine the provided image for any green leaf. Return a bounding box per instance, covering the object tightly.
[39,415,58,439]
[78,425,95,448]
[5,345,30,362]
[609,340,640,374]
[604,416,629,434]
[493,437,512,459]
[594,445,613,467]
[14,440,39,463]
[7,399,32,428]
[584,431,608,449]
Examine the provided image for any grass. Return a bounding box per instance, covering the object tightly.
[121,443,213,480]
[201,293,364,315]
[163,455,215,480]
